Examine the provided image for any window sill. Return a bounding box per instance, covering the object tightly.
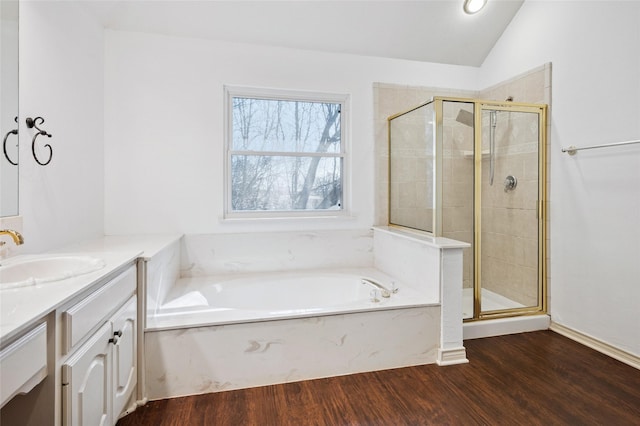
[219,213,357,225]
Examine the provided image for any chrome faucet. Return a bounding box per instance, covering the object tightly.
[362,278,397,298]
[0,229,24,246]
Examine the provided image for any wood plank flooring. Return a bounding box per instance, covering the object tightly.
[118,331,640,425]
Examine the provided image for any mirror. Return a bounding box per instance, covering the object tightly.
[1,1,19,217]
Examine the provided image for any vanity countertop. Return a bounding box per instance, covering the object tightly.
[0,233,182,344]
[0,250,140,343]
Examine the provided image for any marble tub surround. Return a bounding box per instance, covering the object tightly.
[145,227,469,399]
[373,226,468,299]
[145,240,181,319]
[180,229,374,277]
[145,305,440,400]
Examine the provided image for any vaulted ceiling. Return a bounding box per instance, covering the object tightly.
[81,0,524,67]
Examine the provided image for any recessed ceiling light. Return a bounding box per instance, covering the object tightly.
[463,0,488,15]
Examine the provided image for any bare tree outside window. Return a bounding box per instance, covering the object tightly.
[228,92,345,214]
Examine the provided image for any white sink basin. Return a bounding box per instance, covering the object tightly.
[0,256,106,289]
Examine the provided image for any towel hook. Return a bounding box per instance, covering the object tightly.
[2,116,18,166]
[26,116,53,166]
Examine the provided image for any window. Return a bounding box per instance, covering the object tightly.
[225,87,348,218]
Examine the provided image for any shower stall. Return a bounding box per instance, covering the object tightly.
[388,97,547,320]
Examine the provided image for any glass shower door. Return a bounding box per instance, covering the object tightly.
[477,106,544,316]
[388,97,547,320]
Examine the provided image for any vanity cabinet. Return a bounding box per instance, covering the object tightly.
[0,322,48,408]
[61,266,137,426]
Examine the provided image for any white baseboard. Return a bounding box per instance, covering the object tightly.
[436,347,469,366]
[550,321,640,370]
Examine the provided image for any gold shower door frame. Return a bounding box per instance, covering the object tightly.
[433,97,548,320]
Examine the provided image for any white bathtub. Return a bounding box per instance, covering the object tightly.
[147,268,431,330]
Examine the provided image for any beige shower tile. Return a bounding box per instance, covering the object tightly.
[481,231,497,254]
[398,183,417,208]
[376,156,389,183]
[443,182,469,208]
[442,157,453,183]
[451,159,474,186]
[520,266,539,303]
[522,237,539,269]
[416,186,432,216]
[523,70,545,104]
[389,157,416,183]
[504,235,521,266]
[416,209,434,231]
[442,207,455,232]
[480,207,501,235]
[389,182,401,206]
[375,196,388,226]
[505,81,525,102]
[521,208,539,240]
[522,152,539,181]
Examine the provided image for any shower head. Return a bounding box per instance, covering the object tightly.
[455,109,474,127]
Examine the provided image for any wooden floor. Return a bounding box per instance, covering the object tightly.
[118,331,640,425]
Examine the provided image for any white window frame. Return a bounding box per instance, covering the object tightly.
[224,85,350,219]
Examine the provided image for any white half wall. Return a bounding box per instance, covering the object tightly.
[104,30,478,235]
[480,1,640,357]
[18,2,105,254]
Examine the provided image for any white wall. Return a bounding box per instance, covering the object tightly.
[480,1,640,356]
[18,2,105,253]
[104,31,478,235]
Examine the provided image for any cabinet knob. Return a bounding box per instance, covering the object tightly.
[109,330,123,344]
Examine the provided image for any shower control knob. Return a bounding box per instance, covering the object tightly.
[504,175,518,192]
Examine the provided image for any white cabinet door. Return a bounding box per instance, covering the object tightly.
[111,296,137,420]
[62,322,112,426]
